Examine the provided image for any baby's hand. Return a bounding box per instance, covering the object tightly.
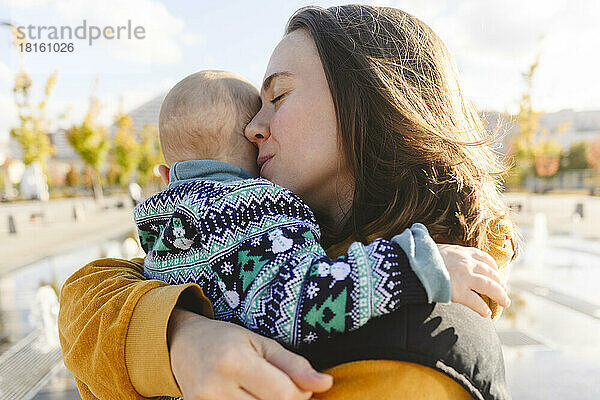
[437,244,510,318]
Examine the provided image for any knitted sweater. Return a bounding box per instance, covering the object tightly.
[134,160,449,347]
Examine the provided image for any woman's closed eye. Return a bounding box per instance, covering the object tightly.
[270,92,287,105]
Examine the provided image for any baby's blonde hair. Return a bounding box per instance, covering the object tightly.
[159,70,260,165]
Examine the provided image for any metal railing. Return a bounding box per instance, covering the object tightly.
[0,330,63,400]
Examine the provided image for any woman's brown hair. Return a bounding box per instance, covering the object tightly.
[286,5,517,257]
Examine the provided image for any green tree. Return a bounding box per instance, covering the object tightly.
[67,97,110,202]
[136,124,164,187]
[112,113,140,187]
[562,141,590,171]
[0,165,5,193]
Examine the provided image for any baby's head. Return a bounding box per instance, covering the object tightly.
[159,70,261,176]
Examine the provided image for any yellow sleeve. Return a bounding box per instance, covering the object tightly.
[314,360,472,400]
[58,257,213,399]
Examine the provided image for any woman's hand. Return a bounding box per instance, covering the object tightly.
[168,308,333,400]
[437,244,511,318]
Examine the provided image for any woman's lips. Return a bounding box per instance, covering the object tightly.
[258,155,274,176]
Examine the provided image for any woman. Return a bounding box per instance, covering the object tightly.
[58,5,516,400]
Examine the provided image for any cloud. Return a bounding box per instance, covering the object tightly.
[54,0,193,65]
[0,93,17,142]
[0,61,14,83]
[1,0,50,8]
[381,0,600,112]
[183,33,203,47]
[0,62,16,143]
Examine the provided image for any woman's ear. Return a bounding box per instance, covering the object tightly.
[158,164,170,186]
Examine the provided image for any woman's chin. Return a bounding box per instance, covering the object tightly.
[262,171,283,187]
[259,170,271,180]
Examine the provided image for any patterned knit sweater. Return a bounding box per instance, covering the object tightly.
[134,160,438,347]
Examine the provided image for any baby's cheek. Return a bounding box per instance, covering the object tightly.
[242,141,259,177]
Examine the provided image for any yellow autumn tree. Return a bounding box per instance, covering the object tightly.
[508,55,567,183]
[112,113,141,187]
[6,23,57,180]
[589,134,600,172]
[136,124,164,187]
[67,96,111,202]
[10,70,58,168]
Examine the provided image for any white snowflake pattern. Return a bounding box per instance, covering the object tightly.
[317,262,330,277]
[303,331,317,343]
[251,236,262,247]
[287,225,298,232]
[306,282,320,299]
[222,262,233,275]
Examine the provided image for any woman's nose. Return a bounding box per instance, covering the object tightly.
[245,111,271,145]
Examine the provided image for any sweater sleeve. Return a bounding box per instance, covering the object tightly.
[271,233,429,347]
[392,223,452,304]
[57,257,213,399]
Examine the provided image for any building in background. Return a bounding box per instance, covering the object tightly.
[110,93,165,136]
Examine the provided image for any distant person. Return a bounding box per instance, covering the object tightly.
[128,183,143,206]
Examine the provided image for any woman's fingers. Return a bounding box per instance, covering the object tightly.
[470,275,511,308]
[256,335,333,393]
[237,345,312,400]
[169,312,315,400]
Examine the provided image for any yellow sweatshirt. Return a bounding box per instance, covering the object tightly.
[58,220,514,399]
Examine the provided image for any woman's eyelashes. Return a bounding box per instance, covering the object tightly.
[270,92,287,105]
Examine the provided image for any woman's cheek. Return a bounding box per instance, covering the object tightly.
[270,100,299,150]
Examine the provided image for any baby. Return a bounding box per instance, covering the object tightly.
[134,70,500,347]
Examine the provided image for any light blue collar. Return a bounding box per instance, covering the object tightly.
[168,160,253,188]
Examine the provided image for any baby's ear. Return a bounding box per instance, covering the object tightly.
[158,164,170,186]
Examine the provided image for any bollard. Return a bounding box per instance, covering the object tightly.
[8,214,17,234]
[72,204,86,223]
[574,203,584,219]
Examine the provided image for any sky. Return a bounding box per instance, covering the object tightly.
[1,0,600,149]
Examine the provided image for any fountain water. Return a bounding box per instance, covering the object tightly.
[29,286,59,352]
[527,212,548,273]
